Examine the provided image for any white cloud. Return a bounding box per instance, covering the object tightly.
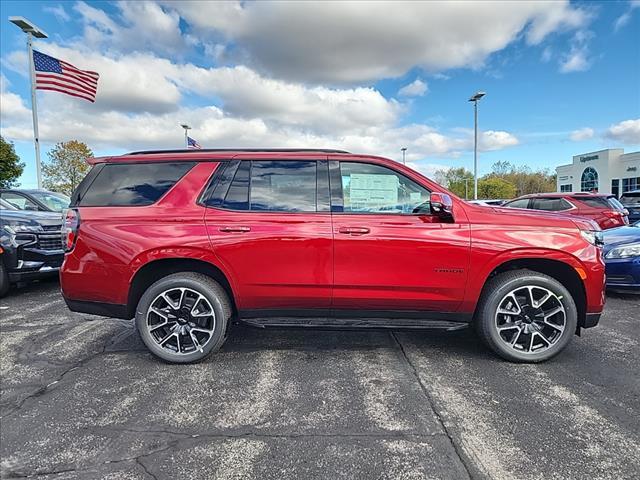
[74,1,186,56]
[163,0,591,83]
[0,74,31,123]
[44,4,71,22]
[398,78,428,97]
[480,131,520,151]
[605,119,640,145]
[559,30,593,73]
[569,127,594,141]
[614,0,640,31]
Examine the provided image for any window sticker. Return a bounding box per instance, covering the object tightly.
[348,174,399,211]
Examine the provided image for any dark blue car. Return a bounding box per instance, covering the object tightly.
[603,221,640,293]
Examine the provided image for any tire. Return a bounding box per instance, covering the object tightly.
[135,272,232,363]
[0,262,9,298]
[475,270,578,363]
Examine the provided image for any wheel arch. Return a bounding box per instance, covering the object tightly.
[476,256,587,329]
[127,257,237,319]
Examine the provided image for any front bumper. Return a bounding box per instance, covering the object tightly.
[605,257,640,293]
[6,247,64,283]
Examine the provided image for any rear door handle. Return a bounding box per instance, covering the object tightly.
[338,227,370,235]
[219,226,251,233]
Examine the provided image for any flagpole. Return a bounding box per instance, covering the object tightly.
[27,32,43,189]
[10,17,47,189]
[181,124,191,149]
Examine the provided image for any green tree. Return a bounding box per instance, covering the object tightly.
[434,167,474,198]
[0,136,25,188]
[478,177,517,199]
[42,140,93,195]
[486,161,556,197]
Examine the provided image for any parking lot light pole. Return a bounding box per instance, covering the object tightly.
[468,91,486,200]
[9,17,48,189]
[401,147,407,165]
[181,124,191,148]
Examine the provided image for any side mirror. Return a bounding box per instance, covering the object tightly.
[430,192,454,221]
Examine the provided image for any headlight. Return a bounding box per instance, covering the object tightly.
[3,224,43,235]
[605,243,640,259]
[580,230,604,247]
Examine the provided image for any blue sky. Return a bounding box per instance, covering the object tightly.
[1,1,639,188]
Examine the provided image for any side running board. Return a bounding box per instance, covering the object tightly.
[239,317,468,331]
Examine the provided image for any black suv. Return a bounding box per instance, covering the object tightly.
[0,199,64,296]
[620,190,640,224]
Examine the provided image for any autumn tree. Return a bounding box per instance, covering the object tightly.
[0,136,25,188]
[42,140,93,195]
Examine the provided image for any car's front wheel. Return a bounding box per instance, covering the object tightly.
[135,272,231,363]
[0,262,9,298]
[476,270,578,362]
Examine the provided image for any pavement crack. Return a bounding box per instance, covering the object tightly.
[391,332,478,480]
[1,343,109,420]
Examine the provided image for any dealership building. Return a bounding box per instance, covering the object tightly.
[556,148,640,197]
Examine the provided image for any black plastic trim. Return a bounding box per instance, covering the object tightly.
[582,313,601,328]
[239,308,472,323]
[64,298,131,319]
[128,148,350,155]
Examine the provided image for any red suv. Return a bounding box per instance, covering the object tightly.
[60,149,605,363]
[502,192,629,230]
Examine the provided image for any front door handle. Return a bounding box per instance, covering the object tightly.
[338,227,370,235]
[219,226,251,233]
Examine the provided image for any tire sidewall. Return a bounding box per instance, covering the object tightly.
[481,273,578,362]
[135,275,227,363]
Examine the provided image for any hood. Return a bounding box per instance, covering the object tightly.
[483,204,595,229]
[602,225,640,251]
[0,209,63,226]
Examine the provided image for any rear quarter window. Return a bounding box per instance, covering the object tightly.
[578,197,610,209]
[78,162,195,206]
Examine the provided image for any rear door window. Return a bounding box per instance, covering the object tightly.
[250,161,317,212]
[531,198,572,211]
[79,162,195,206]
[504,198,530,209]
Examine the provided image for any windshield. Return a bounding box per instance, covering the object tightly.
[621,192,640,206]
[607,196,626,211]
[29,191,70,212]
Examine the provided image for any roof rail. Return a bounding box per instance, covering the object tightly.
[126,148,351,155]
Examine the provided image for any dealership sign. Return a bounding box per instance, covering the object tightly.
[580,154,599,163]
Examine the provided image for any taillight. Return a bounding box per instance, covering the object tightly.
[603,210,623,218]
[63,209,80,252]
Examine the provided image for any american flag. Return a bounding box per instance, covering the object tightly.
[187,136,202,149]
[33,50,99,103]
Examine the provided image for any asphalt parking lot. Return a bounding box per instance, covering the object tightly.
[1,280,639,480]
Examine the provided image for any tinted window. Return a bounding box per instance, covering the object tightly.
[79,162,195,206]
[504,199,529,209]
[223,161,250,210]
[620,192,640,205]
[250,161,317,212]
[579,197,610,209]
[606,196,626,211]
[339,162,430,214]
[531,198,572,211]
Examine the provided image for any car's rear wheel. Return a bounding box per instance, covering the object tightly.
[135,272,231,363]
[476,270,578,362]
